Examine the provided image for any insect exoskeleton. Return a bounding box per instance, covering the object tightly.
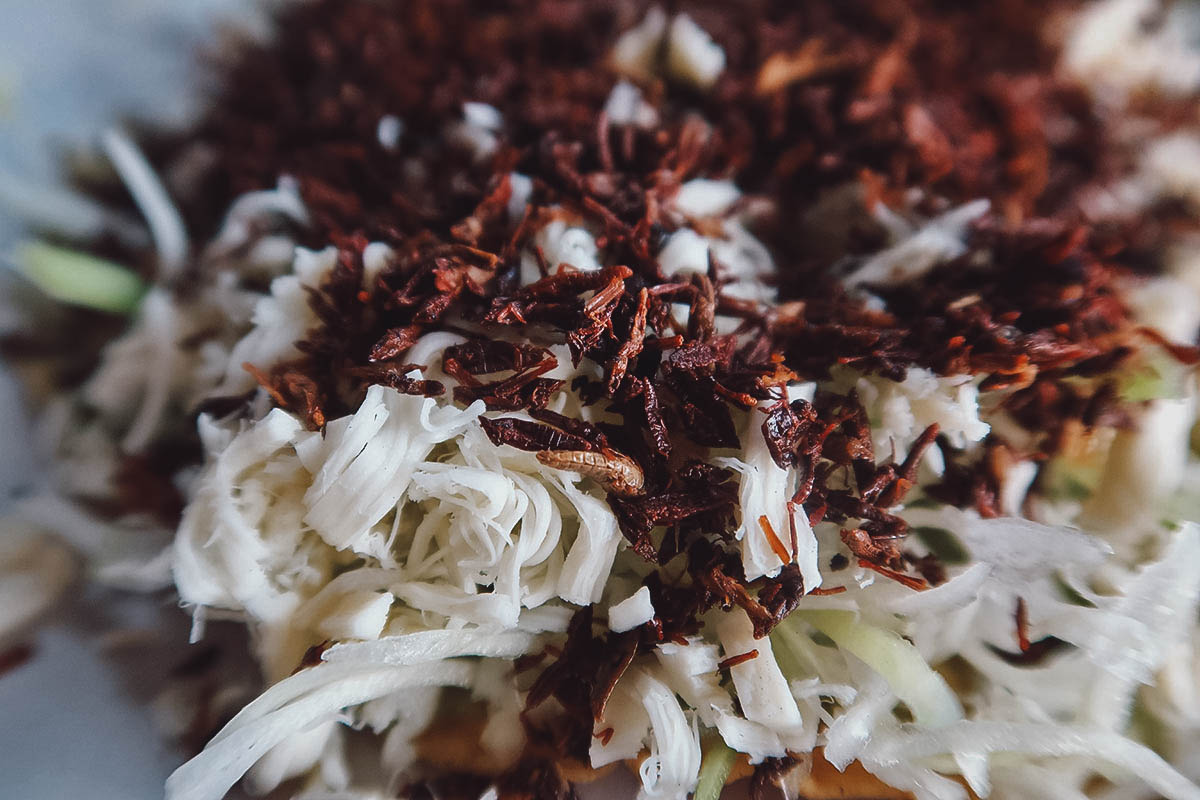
[535,448,645,496]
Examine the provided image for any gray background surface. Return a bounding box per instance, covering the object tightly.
[0,2,255,797]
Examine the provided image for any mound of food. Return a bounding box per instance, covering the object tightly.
[5,1,1200,799]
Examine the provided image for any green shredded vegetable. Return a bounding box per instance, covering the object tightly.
[694,733,738,800]
[769,623,820,680]
[12,240,146,313]
[1119,349,1191,403]
[1041,457,1103,502]
[900,494,941,510]
[809,631,837,648]
[1052,572,1097,608]
[794,610,963,726]
[1164,484,1200,529]
[912,526,970,564]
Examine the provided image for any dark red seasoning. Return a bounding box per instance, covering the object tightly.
[758,515,791,563]
[750,755,802,800]
[1015,596,1032,654]
[47,0,1200,792]
[717,649,761,670]
[292,640,332,674]
[989,605,1072,666]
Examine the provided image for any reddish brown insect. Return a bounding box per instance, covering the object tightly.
[840,527,898,565]
[606,287,649,393]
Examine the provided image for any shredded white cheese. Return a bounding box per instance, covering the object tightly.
[450,102,503,161]
[604,80,659,128]
[611,6,668,81]
[1064,0,1200,101]
[101,127,189,279]
[376,115,404,151]
[674,179,740,219]
[665,14,726,89]
[609,585,656,632]
[842,199,990,290]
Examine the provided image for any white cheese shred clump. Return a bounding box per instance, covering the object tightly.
[609,585,656,632]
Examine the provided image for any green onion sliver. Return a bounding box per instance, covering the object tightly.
[794,610,963,727]
[694,733,738,800]
[14,240,146,313]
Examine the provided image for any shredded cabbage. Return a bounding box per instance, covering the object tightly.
[694,735,737,800]
[794,610,963,728]
[872,721,1200,800]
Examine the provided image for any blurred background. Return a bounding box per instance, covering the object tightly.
[0,2,258,797]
